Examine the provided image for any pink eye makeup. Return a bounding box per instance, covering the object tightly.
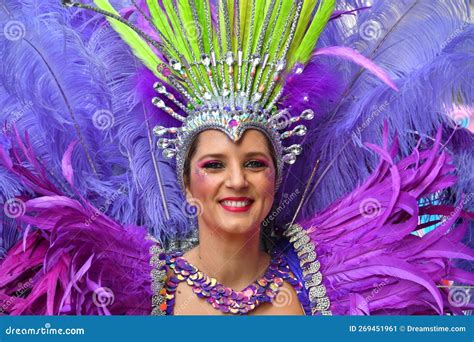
[198,160,224,169]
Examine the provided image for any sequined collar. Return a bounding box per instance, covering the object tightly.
[163,251,303,315]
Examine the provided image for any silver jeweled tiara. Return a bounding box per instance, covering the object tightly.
[62,0,335,190]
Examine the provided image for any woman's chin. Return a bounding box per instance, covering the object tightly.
[213,216,260,235]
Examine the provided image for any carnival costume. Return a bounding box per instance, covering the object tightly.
[0,0,473,315]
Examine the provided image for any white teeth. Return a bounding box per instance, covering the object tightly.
[221,200,251,207]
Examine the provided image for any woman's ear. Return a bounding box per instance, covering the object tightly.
[185,183,192,201]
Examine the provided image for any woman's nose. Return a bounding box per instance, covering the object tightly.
[225,165,249,190]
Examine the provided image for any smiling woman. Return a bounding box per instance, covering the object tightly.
[174,129,305,315]
[0,0,473,317]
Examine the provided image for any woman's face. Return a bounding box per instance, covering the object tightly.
[185,129,276,236]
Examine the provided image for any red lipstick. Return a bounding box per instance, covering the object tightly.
[219,197,254,213]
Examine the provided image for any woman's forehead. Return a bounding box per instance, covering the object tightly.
[194,129,271,156]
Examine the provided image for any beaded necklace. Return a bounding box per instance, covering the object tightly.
[164,250,305,315]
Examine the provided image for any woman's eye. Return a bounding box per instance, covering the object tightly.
[203,161,224,169]
[245,160,267,168]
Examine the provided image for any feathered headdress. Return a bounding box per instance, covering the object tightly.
[62,0,339,189]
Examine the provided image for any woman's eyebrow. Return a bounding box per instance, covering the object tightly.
[197,153,227,161]
[197,151,270,161]
[245,151,270,159]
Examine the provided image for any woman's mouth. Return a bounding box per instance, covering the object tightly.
[219,197,254,212]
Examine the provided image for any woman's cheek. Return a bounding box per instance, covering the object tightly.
[191,167,221,193]
[264,167,276,189]
[193,166,208,182]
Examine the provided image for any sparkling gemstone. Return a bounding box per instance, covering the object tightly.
[253,92,263,102]
[252,55,261,66]
[226,52,234,66]
[152,98,166,108]
[163,149,176,159]
[203,92,212,100]
[157,138,170,148]
[201,54,211,66]
[294,63,304,74]
[286,144,303,156]
[153,126,167,136]
[228,119,239,128]
[170,60,182,71]
[283,153,297,165]
[301,109,315,120]
[222,88,230,97]
[293,125,307,136]
[162,68,171,77]
[62,0,76,7]
[276,59,286,71]
[154,83,167,94]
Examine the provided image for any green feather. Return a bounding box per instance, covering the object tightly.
[240,0,252,55]
[291,0,336,66]
[161,1,192,60]
[290,0,318,53]
[177,0,201,58]
[145,0,178,58]
[93,0,162,78]
[268,0,293,59]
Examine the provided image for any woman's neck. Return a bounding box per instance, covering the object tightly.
[183,226,270,290]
